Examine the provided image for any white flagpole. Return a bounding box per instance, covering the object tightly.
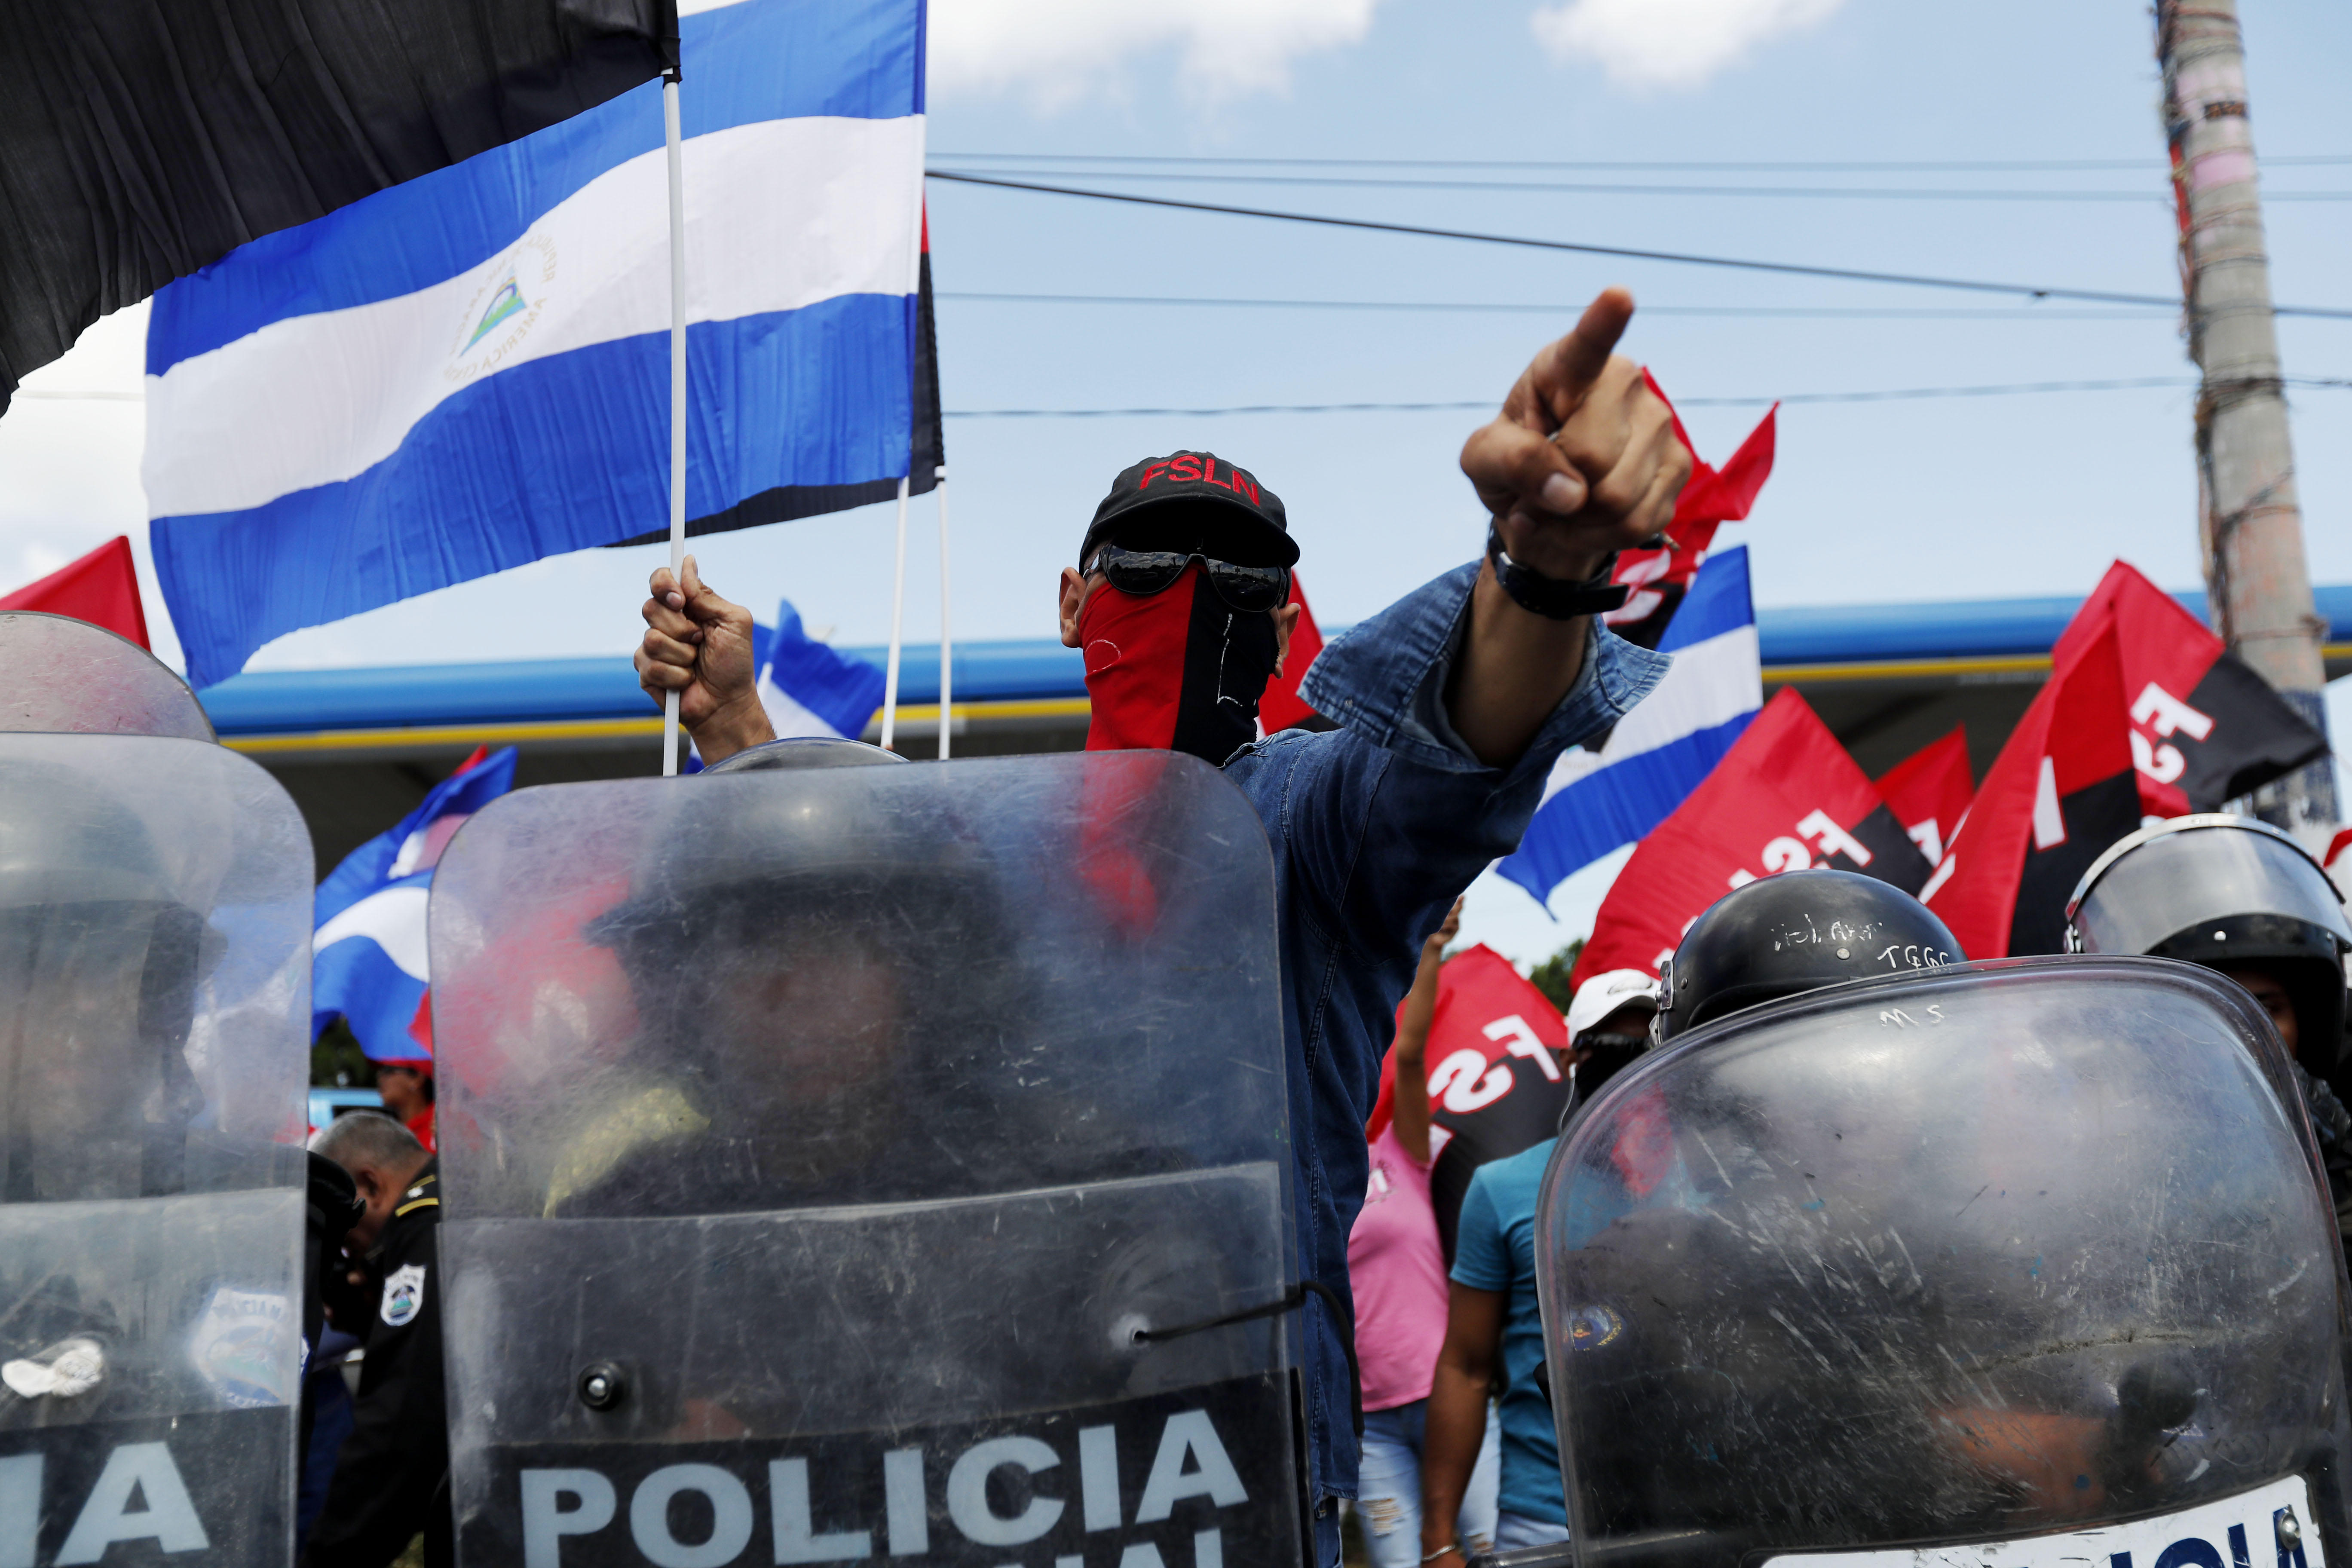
[936,467,951,760]
[660,73,689,778]
[879,477,910,751]
[881,114,930,756]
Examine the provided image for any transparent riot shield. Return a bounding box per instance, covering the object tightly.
[1535,956,2351,1568]
[0,734,312,1565]
[0,612,215,741]
[430,751,1306,1568]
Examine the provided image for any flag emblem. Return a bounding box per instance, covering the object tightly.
[380,1264,428,1328]
[464,274,528,351]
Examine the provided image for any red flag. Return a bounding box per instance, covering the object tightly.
[2052,560,2327,815]
[1574,689,1932,988]
[1602,373,1777,649]
[1365,943,1571,1258]
[1257,573,1326,733]
[0,536,149,649]
[1923,621,2139,957]
[1874,726,1974,868]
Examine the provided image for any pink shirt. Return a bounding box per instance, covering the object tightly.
[1348,1123,1451,1411]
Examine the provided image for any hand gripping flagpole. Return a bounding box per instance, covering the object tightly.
[660,67,689,778]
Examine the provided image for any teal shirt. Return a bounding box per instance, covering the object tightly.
[1451,1137,1564,1525]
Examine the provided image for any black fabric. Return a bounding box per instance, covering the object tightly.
[2179,654,2333,809]
[2009,770,2144,956]
[1428,1061,1573,1267]
[1602,580,1684,651]
[304,1160,448,1568]
[607,251,943,546]
[1843,802,1933,894]
[1,0,674,412]
[2291,1061,2352,1240]
[1171,572,1281,766]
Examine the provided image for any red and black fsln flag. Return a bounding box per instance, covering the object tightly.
[0,0,677,413]
[2053,561,2329,815]
[1925,619,2142,957]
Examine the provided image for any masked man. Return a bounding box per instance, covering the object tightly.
[634,291,1688,1558]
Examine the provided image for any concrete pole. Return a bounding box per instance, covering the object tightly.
[2157,0,2338,851]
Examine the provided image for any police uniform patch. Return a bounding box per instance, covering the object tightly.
[1566,1303,1623,1351]
[380,1263,427,1328]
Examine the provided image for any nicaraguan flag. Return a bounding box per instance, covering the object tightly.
[144,0,938,689]
[755,600,887,740]
[313,747,518,1060]
[1498,545,1762,903]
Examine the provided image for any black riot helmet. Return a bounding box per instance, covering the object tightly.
[2067,814,2352,1075]
[1655,868,1965,1044]
[702,735,905,774]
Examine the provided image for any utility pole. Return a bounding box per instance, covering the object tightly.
[2157,0,2339,852]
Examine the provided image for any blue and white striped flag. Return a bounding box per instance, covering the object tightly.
[1498,545,1762,903]
[754,599,887,740]
[144,0,933,689]
[313,747,517,1060]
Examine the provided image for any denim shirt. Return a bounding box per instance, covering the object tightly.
[1222,560,1670,1507]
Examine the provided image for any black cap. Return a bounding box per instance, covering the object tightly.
[1657,869,1964,1043]
[1079,452,1297,570]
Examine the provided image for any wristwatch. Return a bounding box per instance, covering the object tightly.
[1486,528,1627,620]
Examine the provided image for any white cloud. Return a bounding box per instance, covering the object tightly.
[929,0,1377,110]
[1530,0,1846,89]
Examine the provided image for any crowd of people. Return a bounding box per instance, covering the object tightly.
[12,290,2352,1568]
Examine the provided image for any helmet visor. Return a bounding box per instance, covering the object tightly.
[2071,818,2351,959]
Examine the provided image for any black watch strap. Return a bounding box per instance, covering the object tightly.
[1485,529,1627,620]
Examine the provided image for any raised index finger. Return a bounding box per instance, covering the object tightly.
[1533,288,1636,425]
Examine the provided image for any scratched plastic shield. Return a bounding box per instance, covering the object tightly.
[0,734,312,1566]
[1537,956,2351,1568]
[0,612,215,741]
[429,751,1306,1568]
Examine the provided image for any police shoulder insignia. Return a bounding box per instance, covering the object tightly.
[380,1263,428,1328]
[1565,1303,1624,1351]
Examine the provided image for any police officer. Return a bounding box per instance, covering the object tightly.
[304,1113,447,1568]
[1428,870,1964,1566]
[2067,814,2352,1230]
[0,736,314,1564]
[1531,882,2342,1568]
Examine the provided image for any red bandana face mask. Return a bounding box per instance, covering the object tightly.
[1078,562,1281,763]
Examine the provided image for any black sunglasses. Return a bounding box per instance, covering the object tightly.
[1092,544,1292,615]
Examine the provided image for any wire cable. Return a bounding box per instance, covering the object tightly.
[937,167,2352,202]
[944,376,2352,418]
[939,291,2178,320]
[923,171,2352,320]
[936,151,2352,172]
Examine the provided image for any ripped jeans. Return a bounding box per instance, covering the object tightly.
[1353,1398,1502,1568]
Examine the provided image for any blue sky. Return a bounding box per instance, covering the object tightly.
[3,0,2347,957]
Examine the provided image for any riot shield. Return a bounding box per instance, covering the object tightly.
[0,612,215,741]
[0,734,312,1565]
[429,751,1308,1568]
[1537,956,2352,1568]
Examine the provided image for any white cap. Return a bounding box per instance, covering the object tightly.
[1567,968,1660,1042]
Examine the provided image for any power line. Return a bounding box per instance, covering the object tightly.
[937,167,2352,203]
[938,291,2178,321]
[937,151,2352,172]
[946,376,2352,418]
[924,172,2352,320]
